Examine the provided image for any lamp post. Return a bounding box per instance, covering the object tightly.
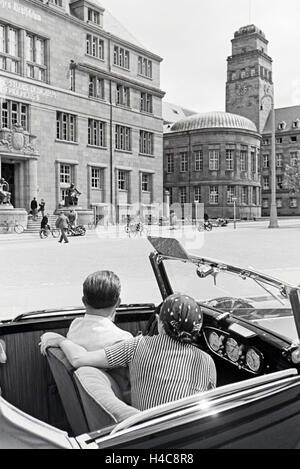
[232,197,238,230]
[194,200,198,223]
[261,91,279,229]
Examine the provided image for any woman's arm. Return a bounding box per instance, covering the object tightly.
[60,339,109,369]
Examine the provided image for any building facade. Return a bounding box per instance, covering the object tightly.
[0,0,164,222]
[164,24,300,219]
[164,111,261,220]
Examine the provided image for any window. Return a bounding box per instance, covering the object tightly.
[89,75,104,99]
[86,35,104,60]
[70,67,75,91]
[251,149,256,173]
[248,186,253,205]
[290,152,299,166]
[276,153,283,168]
[118,170,128,191]
[250,67,256,77]
[0,23,20,74]
[227,186,235,204]
[226,149,234,170]
[276,199,282,208]
[263,154,269,169]
[290,198,298,208]
[114,45,130,69]
[263,176,269,190]
[60,164,71,184]
[262,139,270,145]
[49,0,62,5]
[0,99,29,130]
[116,85,130,107]
[209,186,219,204]
[241,69,246,79]
[91,167,102,189]
[240,150,247,171]
[293,120,300,129]
[194,150,203,171]
[166,153,174,173]
[278,122,286,130]
[291,136,298,143]
[88,8,100,25]
[241,187,248,204]
[141,173,151,192]
[180,152,188,172]
[209,150,219,171]
[115,125,131,151]
[194,187,201,203]
[262,199,269,209]
[138,56,152,78]
[277,175,283,190]
[180,187,187,204]
[88,119,106,147]
[140,92,153,113]
[25,33,47,81]
[276,137,283,144]
[56,112,77,142]
[139,131,154,155]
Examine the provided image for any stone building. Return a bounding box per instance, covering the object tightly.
[164,110,261,220]
[164,24,300,219]
[0,0,164,222]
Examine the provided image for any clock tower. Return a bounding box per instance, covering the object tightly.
[226,25,273,133]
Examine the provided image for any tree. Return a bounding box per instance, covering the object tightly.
[282,163,300,193]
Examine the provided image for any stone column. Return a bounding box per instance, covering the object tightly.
[27,158,38,204]
[163,189,170,218]
[0,155,1,179]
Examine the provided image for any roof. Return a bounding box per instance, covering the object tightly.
[263,106,300,134]
[163,102,198,125]
[170,111,257,133]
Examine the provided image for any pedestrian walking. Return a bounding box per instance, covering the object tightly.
[30,197,38,220]
[38,199,46,218]
[55,212,69,244]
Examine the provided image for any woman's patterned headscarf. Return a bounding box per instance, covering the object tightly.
[159,293,203,344]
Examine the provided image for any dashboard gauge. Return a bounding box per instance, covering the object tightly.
[208,331,222,352]
[225,338,240,362]
[246,348,262,373]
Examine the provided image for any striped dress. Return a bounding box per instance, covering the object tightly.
[105,334,217,411]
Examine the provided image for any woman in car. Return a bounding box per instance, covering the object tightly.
[40,294,216,411]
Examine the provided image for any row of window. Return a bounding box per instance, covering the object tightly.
[262,135,299,145]
[59,164,152,193]
[0,22,47,81]
[230,66,272,82]
[83,74,154,113]
[174,185,260,205]
[262,152,299,168]
[262,175,285,191]
[0,20,154,84]
[262,198,298,209]
[166,149,258,173]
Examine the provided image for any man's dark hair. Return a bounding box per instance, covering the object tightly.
[83,271,121,309]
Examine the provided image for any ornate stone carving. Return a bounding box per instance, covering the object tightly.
[0,124,39,156]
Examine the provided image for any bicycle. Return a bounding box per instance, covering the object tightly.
[66,224,86,237]
[39,226,60,239]
[0,220,25,234]
[197,220,213,232]
[124,221,148,237]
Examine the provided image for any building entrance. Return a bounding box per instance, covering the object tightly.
[2,163,15,206]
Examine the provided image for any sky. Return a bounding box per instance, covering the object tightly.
[98,0,300,113]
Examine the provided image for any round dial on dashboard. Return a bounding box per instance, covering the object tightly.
[208,331,222,352]
[225,338,240,362]
[246,348,262,373]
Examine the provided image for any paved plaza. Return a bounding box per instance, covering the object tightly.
[1,219,300,320]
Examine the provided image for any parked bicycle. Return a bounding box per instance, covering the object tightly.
[0,220,25,234]
[66,224,86,237]
[39,226,60,239]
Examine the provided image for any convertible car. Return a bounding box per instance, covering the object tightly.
[1,236,300,449]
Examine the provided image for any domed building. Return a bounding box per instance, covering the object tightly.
[163,109,261,220]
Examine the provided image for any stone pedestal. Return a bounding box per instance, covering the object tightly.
[55,207,94,226]
[0,206,28,230]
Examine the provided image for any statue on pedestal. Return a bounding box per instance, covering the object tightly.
[0,178,11,205]
[65,183,81,207]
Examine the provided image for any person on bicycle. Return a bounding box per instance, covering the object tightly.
[41,214,50,231]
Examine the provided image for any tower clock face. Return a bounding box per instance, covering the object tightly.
[235,84,248,96]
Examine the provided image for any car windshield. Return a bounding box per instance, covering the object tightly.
[163,259,299,342]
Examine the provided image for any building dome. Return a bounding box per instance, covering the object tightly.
[170,111,257,133]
